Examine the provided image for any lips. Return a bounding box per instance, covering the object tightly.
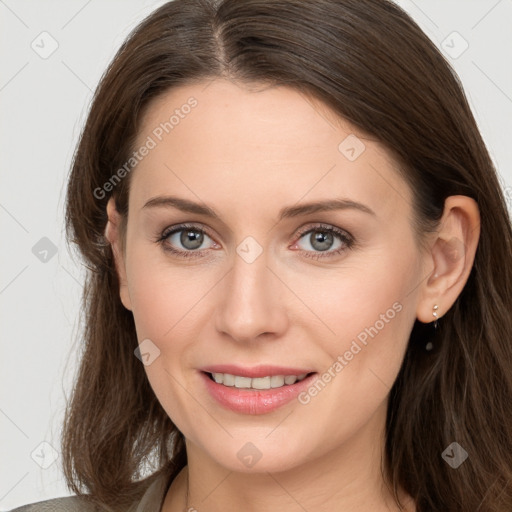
[199,364,315,378]
[199,365,318,415]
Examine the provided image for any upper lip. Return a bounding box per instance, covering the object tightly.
[200,364,315,378]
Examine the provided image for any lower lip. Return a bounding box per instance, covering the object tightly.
[200,371,317,415]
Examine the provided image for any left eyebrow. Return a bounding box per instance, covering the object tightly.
[278,199,376,220]
[141,195,376,220]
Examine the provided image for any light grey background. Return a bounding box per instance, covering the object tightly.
[1,0,511,509]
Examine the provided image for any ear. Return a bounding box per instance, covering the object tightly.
[416,195,480,324]
[104,197,132,311]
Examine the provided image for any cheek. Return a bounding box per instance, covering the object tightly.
[125,243,215,343]
[292,244,420,426]
[124,250,216,430]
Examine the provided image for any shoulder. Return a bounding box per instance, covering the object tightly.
[9,465,176,512]
[9,496,101,512]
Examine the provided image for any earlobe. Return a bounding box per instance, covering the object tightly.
[104,197,132,311]
[416,195,480,324]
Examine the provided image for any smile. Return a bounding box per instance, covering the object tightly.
[200,370,318,415]
[208,372,309,390]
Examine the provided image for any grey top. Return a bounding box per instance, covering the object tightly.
[9,469,171,512]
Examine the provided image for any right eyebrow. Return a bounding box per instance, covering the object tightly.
[142,195,218,217]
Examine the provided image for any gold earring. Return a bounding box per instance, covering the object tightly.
[425,304,439,352]
[432,304,439,329]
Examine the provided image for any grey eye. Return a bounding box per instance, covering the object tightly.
[180,229,204,250]
[166,228,214,251]
[308,231,334,251]
[297,229,345,253]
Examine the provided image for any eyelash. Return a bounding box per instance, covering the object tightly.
[155,223,354,261]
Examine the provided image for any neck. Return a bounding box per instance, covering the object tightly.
[162,404,415,512]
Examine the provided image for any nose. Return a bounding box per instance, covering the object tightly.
[214,249,289,343]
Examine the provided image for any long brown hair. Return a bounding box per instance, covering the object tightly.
[63,0,512,510]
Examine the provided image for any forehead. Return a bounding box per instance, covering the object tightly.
[129,79,411,221]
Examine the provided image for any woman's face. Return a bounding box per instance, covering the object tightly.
[113,79,429,473]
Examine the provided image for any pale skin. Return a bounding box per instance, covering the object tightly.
[104,79,480,512]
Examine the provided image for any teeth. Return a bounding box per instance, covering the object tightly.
[210,372,309,390]
[270,375,284,388]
